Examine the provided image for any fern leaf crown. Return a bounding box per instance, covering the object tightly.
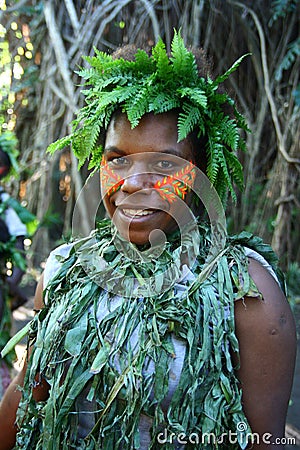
[48,30,250,203]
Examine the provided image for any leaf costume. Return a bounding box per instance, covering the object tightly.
[7,219,283,450]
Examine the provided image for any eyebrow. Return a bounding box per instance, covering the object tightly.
[103,146,126,156]
[103,146,182,157]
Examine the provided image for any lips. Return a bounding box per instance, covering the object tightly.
[122,209,156,217]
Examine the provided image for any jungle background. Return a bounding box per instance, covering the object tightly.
[0,0,300,443]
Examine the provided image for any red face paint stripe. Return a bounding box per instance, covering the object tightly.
[100,160,196,201]
[100,159,124,197]
[153,161,196,203]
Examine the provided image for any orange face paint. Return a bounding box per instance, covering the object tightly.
[100,159,124,197]
[153,161,196,203]
[101,159,196,202]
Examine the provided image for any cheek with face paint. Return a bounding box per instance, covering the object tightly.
[100,159,196,204]
[100,159,124,197]
[154,161,196,203]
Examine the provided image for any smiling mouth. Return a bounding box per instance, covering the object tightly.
[122,208,158,217]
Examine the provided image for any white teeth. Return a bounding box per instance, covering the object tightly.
[122,209,155,217]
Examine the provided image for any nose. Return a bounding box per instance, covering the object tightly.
[121,165,154,194]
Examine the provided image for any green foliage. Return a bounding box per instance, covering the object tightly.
[275,37,300,81]
[293,85,300,106]
[0,131,19,178]
[271,0,300,105]
[177,103,203,141]
[47,134,72,155]
[38,207,63,228]
[285,262,300,306]
[0,237,26,271]
[5,197,38,236]
[148,89,180,113]
[271,0,299,21]
[213,54,251,85]
[47,30,249,204]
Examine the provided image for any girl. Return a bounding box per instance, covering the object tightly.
[0,32,296,449]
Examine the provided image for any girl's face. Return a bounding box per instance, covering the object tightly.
[102,112,196,245]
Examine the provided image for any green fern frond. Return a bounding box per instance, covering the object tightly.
[152,38,172,81]
[47,135,72,154]
[232,102,251,134]
[170,29,198,81]
[275,37,300,81]
[96,85,139,110]
[177,103,202,141]
[134,49,154,74]
[214,54,251,85]
[223,148,244,192]
[71,131,90,167]
[219,118,239,151]
[195,115,206,137]
[75,67,99,83]
[72,121,101,168]
[206,138,222,184]
[88,48,113,64]
[238,136,247,153]
[90,75,131,91]
[148,90,180,113]
[102,105,117,129]
[217,149,236,200]
[214,169,230,205]
[83,53,115,77]
[177,87,207,109]
[124,86,150,128]
[271,0,299,21]
[88,145,103,170]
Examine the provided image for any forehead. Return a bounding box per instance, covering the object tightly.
[105,112,193,159]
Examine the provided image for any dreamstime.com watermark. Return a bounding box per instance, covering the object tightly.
[156,422,297,446]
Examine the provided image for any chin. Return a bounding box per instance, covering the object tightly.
[119,229,153,246]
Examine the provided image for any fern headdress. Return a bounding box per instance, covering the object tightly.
[48,30,249,203]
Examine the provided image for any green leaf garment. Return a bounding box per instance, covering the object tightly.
[8,218,284,450]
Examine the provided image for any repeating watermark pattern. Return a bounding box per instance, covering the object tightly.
[72,153,227,297]
[156,422,297,446]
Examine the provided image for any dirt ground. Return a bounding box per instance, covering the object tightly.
[10,288,300,449]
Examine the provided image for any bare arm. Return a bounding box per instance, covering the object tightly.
[234,258,296,449]
[0,274,49,450]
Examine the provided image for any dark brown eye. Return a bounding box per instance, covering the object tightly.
[156,160,174,169]
[111,157,129,166]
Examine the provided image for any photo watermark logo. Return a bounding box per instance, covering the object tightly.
[156,422,297,447]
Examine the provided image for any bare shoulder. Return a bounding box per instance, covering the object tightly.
[234,257,295,341]
[234,257,297,447]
